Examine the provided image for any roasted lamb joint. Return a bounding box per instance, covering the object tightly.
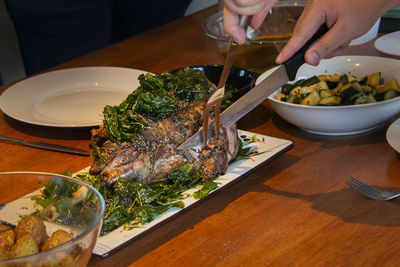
[88,69,240,186]
[89,107,239,186]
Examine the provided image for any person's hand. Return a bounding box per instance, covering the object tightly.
[223,0,278,44]
[276,0,400,66]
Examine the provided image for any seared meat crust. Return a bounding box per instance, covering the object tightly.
[89,97,239,186]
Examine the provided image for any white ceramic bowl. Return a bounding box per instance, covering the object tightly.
[256,56,400,135]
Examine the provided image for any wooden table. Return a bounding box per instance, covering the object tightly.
[1,6,400,267]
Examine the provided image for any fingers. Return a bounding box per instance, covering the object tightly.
[223,8,247,44]
[305,22,355,65]
[250,0,277,29]
[275,0,367,66]
[223,0,278,44]
[324,41,350,58]
[276,2,327,65]
[224,0,268,15]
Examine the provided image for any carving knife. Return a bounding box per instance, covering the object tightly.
[0,135,90,156]
[178,24,328,150]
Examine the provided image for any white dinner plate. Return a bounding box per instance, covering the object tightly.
[386,117,400,153]
[0,67,148,127]
[374,31,400,56]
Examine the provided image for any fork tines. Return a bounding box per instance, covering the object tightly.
[203,87,224,146]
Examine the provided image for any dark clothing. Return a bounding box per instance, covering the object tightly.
[5,0,191,75]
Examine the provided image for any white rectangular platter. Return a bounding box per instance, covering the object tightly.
[0,130,293,257]
[92,130,292,256]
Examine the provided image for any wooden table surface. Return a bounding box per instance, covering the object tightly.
[1,6,400,267]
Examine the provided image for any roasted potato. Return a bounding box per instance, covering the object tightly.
[0,224,15,248]
[0,245,10,260]
[41,230,73,251]
[9,234,39,258]
[14,216,47,246]
[40,252,77,267]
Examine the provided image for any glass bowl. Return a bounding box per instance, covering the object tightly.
[0,171,105,266]
[202,0,306,75]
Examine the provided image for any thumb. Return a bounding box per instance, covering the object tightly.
[305,22,355,65]
[276,5,327,64]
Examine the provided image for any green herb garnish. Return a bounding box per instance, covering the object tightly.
[193,180,218,199]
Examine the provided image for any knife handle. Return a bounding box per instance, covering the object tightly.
[283,24,329,81]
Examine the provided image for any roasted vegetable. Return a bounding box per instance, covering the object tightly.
[0,245,9,260]
[41,230,73,251]
[9,234,39,258]
[0,224,14,248]
[1,216,74,261]
[277,72,399,105]
[14,216,47,246]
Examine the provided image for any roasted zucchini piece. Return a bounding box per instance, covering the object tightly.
[286,86,301,103]
[382,79,400,93]
[318,74,340,82]
[275,93,287,102]
[376,84,386,94]
[339,81,363,95]
[361,85,376,96]
[300,89,320,105]
[297,75,319,87]
[367,72,381,87]
[359,75,368,85]
[354,94,376,104]
[299,86,316,97]
[319,96,341,105]
[320,89,335,98]
[309,80,329,91]
[340,82,363,105]
[287,94,301,104]
[281,83,297,95]
[348,75,358,83]
[325,80,339,90]
[339,74,349,84]
[318,74,340,89]
[375,89,399,101]
[332,81,344,94]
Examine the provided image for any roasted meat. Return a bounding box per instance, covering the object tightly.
[89,69,239,186]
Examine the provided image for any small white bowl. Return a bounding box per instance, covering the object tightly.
[256,56,400,135]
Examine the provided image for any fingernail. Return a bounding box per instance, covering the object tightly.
[305,51,320,66]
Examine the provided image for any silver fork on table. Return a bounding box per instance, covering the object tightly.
[346,176,400,200]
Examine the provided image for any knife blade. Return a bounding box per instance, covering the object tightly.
[178,24,328,150]
[0,135,90,156]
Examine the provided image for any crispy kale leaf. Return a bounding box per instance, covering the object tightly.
[103,68,210,142]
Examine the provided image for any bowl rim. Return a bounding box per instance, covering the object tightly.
[202,0,307,43]
[0,171,105,263]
